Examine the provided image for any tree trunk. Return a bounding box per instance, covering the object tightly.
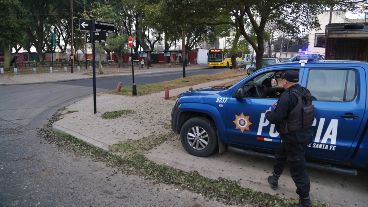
[164,39,170,51]
[35,22,45,62]
[14,45,22,54]
[35,31,44,62]
[255,33,265,69]
[118,51,123,68]
[182,31,186,78]
[286,39,290,54]
[36,45,44,62]
[268,32,273,57]
[98,47,103,74]
[231,30,240,68]
[2,43,10,70]
[255,51,263,69]
[164,39,170,63]
[136,24,151,68]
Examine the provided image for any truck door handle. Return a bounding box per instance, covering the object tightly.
[341,113,359,120]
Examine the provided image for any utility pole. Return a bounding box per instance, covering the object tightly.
[128,36,136,96]
[182,30,186,78]
[83,0,87,70]
[51,25,56,71]
[92,20,97,113]
[70,0,74,73]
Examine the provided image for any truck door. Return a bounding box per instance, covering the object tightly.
[303,67,366,162]
[222,68,303,151]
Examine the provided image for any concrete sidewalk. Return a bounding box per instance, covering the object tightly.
[0,64,208,85]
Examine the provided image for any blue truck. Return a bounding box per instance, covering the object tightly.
[171,61,368,175]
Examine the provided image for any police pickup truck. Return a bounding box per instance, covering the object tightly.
[171,61,368,175]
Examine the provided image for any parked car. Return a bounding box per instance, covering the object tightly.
[289,53,324,62]
[172,60,368,175]
[263,57,281,66]
[247,57,280,74]
[236,58,246,68]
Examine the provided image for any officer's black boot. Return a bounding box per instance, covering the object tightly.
[267,173,280,190]
[288,197,312,207]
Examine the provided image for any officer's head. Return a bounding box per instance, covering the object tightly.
[281,70,299,89]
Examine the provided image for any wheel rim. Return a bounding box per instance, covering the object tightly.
[187,126,209,150]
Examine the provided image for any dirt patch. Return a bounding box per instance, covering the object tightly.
[146,138,368,207]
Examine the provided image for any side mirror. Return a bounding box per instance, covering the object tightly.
[235,88,245,99]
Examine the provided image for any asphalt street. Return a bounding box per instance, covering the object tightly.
[0,68,228,207]
[61,67,227,89]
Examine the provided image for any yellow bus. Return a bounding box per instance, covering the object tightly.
[207,49,232,68]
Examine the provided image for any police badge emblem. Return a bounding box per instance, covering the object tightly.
[233,113,252,132]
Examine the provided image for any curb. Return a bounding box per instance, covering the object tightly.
[53,123,109,151]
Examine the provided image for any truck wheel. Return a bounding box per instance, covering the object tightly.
[180,117,217,157]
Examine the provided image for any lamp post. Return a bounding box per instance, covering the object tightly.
[70,0,74,73]
[51,25,56,73]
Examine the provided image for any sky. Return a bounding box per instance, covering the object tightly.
[346,11,366,19]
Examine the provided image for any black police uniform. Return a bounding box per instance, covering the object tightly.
[265,72,314,207]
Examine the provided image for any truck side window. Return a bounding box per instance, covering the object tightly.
[307,69,357,102]
[244,71,287,99]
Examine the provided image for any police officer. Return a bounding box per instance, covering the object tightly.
[265,70,314,207]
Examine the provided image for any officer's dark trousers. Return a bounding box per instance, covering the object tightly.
[273,140,310,198]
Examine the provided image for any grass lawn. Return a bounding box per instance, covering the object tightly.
[118,69,247,96]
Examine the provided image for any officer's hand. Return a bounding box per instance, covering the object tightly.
[265,107,272,113]
[272,102,277,109]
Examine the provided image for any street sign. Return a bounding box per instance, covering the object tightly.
[86,32,91,42]
[86,32,107,43]
[128,36,133,48]
[79,18,116,115]
[79,19,115,32]
[95,20,115,32]
[79,19,92,31]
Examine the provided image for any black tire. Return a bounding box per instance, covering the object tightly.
[180,117,218,157]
